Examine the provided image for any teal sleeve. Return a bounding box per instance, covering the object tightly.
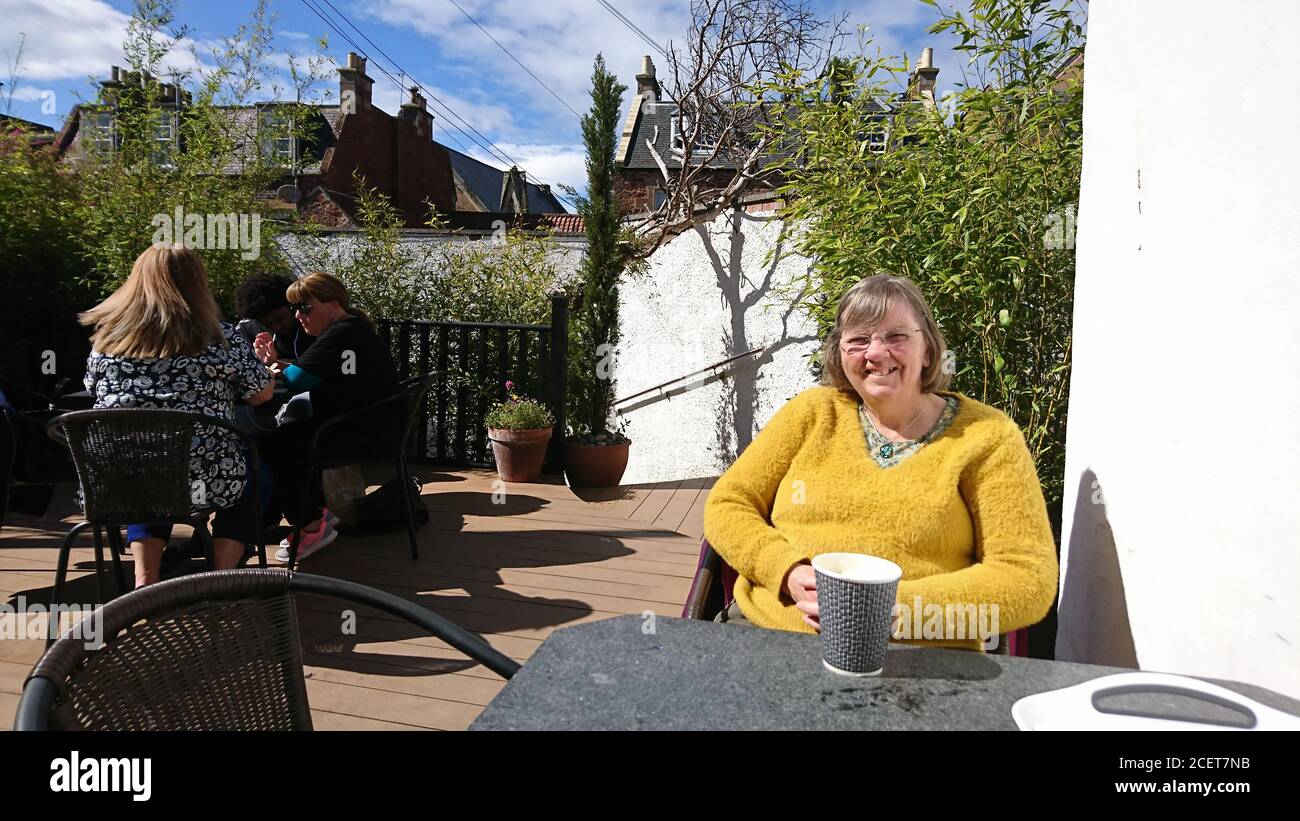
[283,364,322,392]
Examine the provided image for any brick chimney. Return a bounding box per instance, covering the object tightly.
[908,47,940,110]
[501,166,528,214]
[636,55,660,102]
[98,66,125,104]
[338,52,373,113]
[398,85,433,138]
[96,66,189,106]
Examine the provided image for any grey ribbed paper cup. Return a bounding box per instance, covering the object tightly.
[812,553,902,676]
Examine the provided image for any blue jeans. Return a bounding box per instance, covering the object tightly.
[127,462,273,546]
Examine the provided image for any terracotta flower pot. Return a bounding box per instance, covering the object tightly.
[564,439,632,489]
[488,427,553,483]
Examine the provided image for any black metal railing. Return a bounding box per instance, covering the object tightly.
[379,295,568,472]
[2,297,571,473]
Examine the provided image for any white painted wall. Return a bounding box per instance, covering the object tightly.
[274,230,587,292]
[612,207,821,485]
[1058,0,1300,698]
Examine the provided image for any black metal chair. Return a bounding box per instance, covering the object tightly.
[44,409,267,641]
[286,373,437,571]
[12,568,520,730]
[0,378,69,530]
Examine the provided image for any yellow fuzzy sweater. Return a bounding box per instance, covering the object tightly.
[702,386,1058,650]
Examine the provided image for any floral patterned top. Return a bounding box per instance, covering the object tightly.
[83,321,272,513]
[859,394,961,468]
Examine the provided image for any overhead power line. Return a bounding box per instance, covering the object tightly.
[596,0,669,59]
[300,0,577,209]
[304,0,508,165]
[443,0,583,120]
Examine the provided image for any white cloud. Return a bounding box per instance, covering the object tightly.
[370,76,514,136]
[363,0,690,116]
[458,141,584,195]
[492,142,586,194]
[0,0,129,81]
[5,84,53,102]
[0,0,223,99]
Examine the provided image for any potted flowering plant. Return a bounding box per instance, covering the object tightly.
[485,380,556,483]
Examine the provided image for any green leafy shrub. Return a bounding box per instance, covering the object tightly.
[761,0,1084,513]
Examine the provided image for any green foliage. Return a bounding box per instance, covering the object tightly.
[762,0,1085,510]
[0,125,93,388]
[296,172,561,326]
[290,172,566,413]
[69,0,326,308]
[485,384,556,431]
[569,54,630,441]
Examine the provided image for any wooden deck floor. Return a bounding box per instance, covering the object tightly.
[0,469,715,730]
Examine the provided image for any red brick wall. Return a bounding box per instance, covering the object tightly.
[396,125,456,220]
[321,106,456,224]
[615,168,773,216]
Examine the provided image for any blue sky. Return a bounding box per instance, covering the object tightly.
[1,0,973,204]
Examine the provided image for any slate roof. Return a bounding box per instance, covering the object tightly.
[443,145,569,214]
[621,95,892,172]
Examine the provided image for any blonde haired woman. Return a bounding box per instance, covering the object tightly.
[259,272,401,562]
[80,245,275,586]
[703,274,1058,649]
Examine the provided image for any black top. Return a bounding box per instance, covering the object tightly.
[293,315,402,445]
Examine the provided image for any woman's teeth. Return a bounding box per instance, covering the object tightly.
[866,366,898,377]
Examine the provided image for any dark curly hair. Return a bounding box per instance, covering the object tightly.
[234,272,296,321]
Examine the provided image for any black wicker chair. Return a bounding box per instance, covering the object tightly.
[44,409,267,640]
[13,568,520,730]
[2,405,56,531]
[286,373,437,571]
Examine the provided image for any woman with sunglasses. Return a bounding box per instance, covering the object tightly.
[256,272,401,562]
[702,274,1058,651]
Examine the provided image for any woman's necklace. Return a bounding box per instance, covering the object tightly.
[864,400,928,460]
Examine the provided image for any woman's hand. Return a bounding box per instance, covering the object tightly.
[785,562,819,631]
[253,332,276,367]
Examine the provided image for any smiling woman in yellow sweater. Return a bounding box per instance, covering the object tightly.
[702,274,1058,650]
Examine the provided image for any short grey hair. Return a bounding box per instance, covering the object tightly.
[818,274,951,394]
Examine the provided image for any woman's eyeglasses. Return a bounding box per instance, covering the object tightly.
[291,302,314,316]
[840,328,922,356]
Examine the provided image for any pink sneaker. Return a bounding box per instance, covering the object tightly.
[279,508,339,552]
[276,518,338,563]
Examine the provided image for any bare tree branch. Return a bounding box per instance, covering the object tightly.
[625,0,847,259]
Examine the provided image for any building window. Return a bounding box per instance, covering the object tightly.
[854,118,890,155]
[668,108,718,161]
[259,106,297,167]
[152,111,179,168]
[86,109,117,154]
[652,187,668,210]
